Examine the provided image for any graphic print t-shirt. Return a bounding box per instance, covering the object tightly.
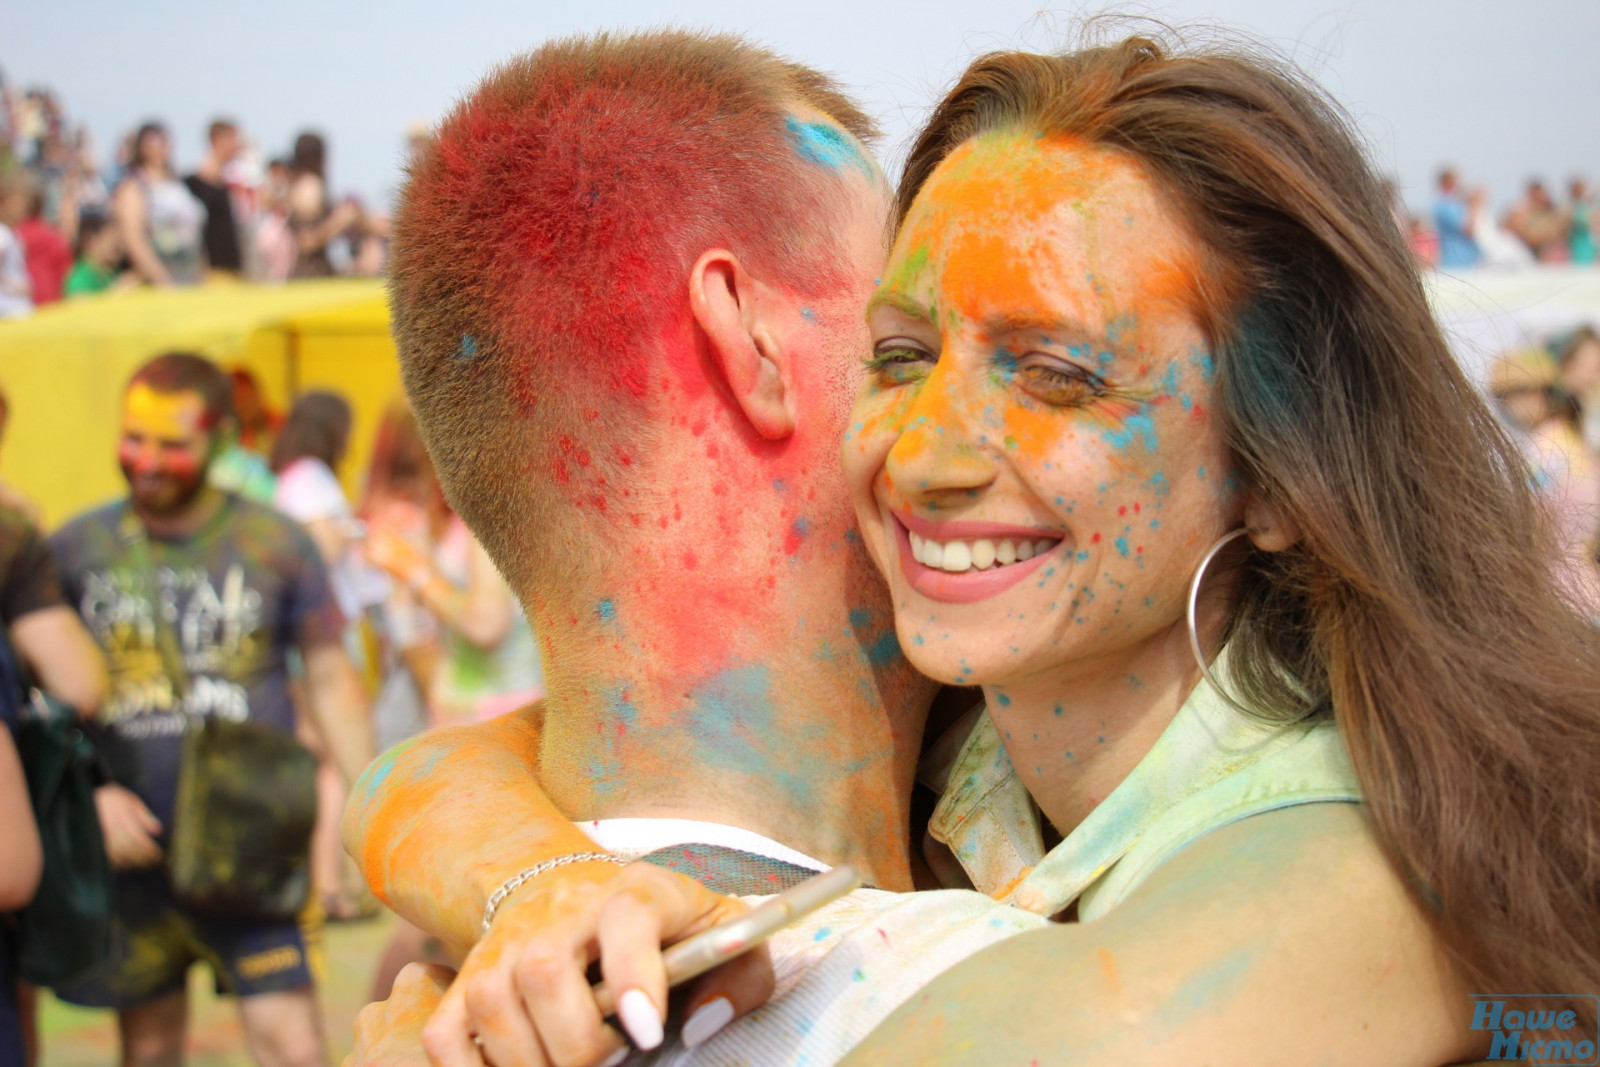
[50,495,343,833]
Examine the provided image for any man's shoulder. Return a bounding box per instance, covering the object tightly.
[218,495,322,574]
[223,494,315,545]
[50,500,126,566]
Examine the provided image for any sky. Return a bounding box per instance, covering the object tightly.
[4,0,1598,216]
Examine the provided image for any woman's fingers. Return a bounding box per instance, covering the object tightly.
[680,946,777,1049]
[462,958,555,1067]
[594,890,671,1050]
[514,932,628,1066]
[420,980,489,1067]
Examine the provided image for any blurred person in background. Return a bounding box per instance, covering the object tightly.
[286,133,357,280]
[0,174,33,318]
[184,119,245,278]
[364,502,542,729]
[0,379,109,1067]
[1569,177,1596,265]
[351,402,456,998]
[49,352,371,1067]
[207,369,281,505]
[113,122,205,286]
[272,391,383,923]
[3,171,70,305]
[1469,183,1536,269]
[231,367,283,454]
[63,212,133,297]
[0,707,39,1067]
[1432,166,1479,270]
[252,158,295,283]
[1491,348,1600,621]
[1557,326,1600,456]
[1506,177,1570,263]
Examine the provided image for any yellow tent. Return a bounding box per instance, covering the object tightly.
[0,279,401,529]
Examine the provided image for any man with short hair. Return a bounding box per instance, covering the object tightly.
[185,120,245,274]
[343,30,1033,1066]
[50,352,371,1067]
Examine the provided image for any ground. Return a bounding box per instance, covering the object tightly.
[37,910,397,1066]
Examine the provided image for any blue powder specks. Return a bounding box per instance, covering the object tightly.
[456,334,479,361]
[867,631,901,667]
[1053,704,1064,716]
[1188,345,1216,383]
[785,116,872,177]
[773,478,787,492]
[596,598,617,623]
[813,927,833,942]
[995,692,1011,706]
[800,307,817,323]
[848,608,871,630]
[912,634,925,646]
[1113,535,1131,558]
[791,517,811,539]
[1104,414,1159,453]
[1159,363,1180,396]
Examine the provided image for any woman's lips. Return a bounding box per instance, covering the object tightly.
[892,515,1063,604]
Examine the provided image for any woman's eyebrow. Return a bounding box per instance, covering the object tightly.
[866,289,933,321]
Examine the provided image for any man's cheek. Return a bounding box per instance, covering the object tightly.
[163,453,202,479]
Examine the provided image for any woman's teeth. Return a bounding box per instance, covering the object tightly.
[909,532,1059,573]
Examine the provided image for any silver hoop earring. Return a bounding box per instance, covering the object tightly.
[1186,527,1258,719]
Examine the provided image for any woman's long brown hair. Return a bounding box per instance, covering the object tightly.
[900,34,1600,1015]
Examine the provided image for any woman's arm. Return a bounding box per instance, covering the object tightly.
[113,180,169,286]
[841,804,1480,1066]
[341,706,760,1065]
[0,727,42,910]
[367,527,515,650]
[343,704,604,949]
[10,604,109,716]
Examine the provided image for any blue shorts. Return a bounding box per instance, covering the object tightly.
[54,871,320,1010]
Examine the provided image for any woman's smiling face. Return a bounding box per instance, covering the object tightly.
[844,131,1245,688]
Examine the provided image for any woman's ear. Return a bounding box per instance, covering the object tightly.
[688,249,796,441]
[1243,487,1301,552]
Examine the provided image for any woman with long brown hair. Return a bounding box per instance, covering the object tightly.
[346,31,1600,1066]
[830,33,1600,1061]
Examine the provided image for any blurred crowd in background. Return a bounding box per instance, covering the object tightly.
[0,75,421,318]
[1410,167,1596,270]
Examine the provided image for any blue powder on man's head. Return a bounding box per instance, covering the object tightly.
[785,116,873,178]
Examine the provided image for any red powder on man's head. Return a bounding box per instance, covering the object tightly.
[390,29,879,596]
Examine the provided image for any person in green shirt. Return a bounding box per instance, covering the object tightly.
[63,213,132,297]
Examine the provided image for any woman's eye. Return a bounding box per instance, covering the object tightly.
[1015,356,1104,407]
[865,339,934,386]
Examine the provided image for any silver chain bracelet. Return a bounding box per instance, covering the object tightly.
[481,852,631,936]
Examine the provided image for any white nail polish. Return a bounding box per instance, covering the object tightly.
[617,988,664,1051]
[599,1048,629,1067]
[682,997,735,1048]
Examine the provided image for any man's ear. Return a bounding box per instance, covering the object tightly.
[1243,487,1301,553]
[689,249,796,441]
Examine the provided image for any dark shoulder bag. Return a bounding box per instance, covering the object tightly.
[10,682,116,987]
[121,506,320,922]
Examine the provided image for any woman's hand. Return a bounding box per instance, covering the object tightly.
[366,523,432,588]
[93,784,163,869]
[348,962,453,1067]
[422,861,777,1067]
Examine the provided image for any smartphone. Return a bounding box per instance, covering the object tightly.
[590,863,861,1017]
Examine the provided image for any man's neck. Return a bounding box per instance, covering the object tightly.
[133,485,225,540]
[536,577,935,892]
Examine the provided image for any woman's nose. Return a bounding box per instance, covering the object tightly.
[883,360,999,502]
